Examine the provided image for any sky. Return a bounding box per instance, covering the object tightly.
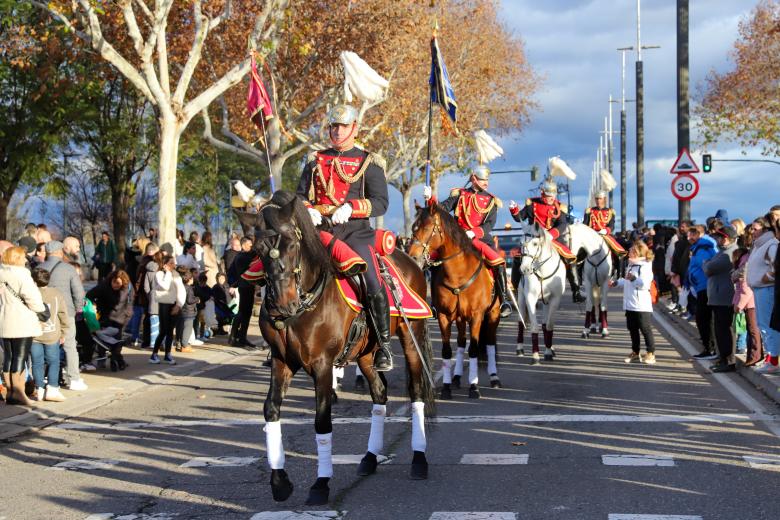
[383,0,776,232]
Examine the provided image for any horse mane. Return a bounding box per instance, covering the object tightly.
[431,204,479,256]
[262,190,333,276]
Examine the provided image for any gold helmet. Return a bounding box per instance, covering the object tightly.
[327,104,358,125]
[541,180,558,196]
[471,164,491,181]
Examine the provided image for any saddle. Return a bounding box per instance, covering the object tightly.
[600,234,627,255]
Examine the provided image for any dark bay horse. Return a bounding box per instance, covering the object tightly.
[237,191,435,506]
[407,203,502,399]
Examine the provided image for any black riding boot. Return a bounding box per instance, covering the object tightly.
[566,263,586,303]
[492,266,512,318]
[366,291,393,371]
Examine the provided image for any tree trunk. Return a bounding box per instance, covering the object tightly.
[402,186,413,236]
[110,176,132,269]
[157,118,182,248]
[0,194,9,241]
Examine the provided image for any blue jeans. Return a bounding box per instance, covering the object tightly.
[31,341,61,389]
[753,286,779,357]
[149,314,160,349]
[127,305,144,341]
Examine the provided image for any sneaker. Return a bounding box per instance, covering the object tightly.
[149,355,161,364]
[755,363,780,375]
[35,387,46,402]
[163,356,176,365]
[68,378,88,391]
[81,363,97,372]
[624,352,641,363]
[643,352,656,365]
[190,338,204,346]
[693,350,717,360]
[44,387,67,402]
[711,363,736,373]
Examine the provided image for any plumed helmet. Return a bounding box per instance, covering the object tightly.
[595,190,607,200]
[471,164,491,181]
[327,104,359,125]
[541,180,558,196]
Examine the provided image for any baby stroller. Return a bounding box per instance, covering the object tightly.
[81,299,128,372]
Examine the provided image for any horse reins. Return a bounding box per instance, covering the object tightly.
[518,235,562,306]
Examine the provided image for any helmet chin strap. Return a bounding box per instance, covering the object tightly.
[330,123,357,149]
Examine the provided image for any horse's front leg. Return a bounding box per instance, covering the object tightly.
[355,352,388,477]
[516,282,527,357]
[306,363,336,506]
[437,312,454,398]
[397,318,430,480]
[527,290,542,366]
[467,315,484,399]
[453,318,467,389]
[265,359,295,502]
[599,272,610,337]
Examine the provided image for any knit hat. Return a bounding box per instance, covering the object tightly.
[45,240,64,253]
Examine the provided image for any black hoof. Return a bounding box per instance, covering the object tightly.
[305,477,330,506]
[468,384,480,399]
[354,375,365,391]
[452,375,461,388]
[439,384,452,400]
[490,376,502,389]
[270,469,294,502]
[544,354,554,361]
[331,390,339,404]
[357,451,378,476]
[410,450,428,480]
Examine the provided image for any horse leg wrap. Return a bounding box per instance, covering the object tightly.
[454,347,465,376]
[315,432,333,478]
[367,404,386,455]
[468,356,479,385]
[487,345,497,375]
[585,310,592,328]
[411,401,426,452]
[332,367,344,390]
[441,358,452,384]
[264,421,285,469]
[600,309,608,329]
[532,333,540,353]
[517,321,525,343]
[544,328,553,349]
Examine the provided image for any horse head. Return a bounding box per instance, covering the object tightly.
[407,203,446,267]
[518,222,549,275]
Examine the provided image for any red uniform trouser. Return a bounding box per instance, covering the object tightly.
[471,239,505,267]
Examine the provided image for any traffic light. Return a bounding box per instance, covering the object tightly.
[531,165,539,181]
[702,154,712,173]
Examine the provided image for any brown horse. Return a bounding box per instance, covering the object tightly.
[407,203,502,399]
[236,190,435,506]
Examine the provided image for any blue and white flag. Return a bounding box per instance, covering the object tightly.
[429,35,457,124]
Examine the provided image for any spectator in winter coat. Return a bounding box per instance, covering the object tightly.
[212,272,234,336]
[703,226,738,372]
[733,248,763,366]
[747,217,779,374]
[175,271,199,352]
[193,273,212,340]
[686,226,717,358]
[148,254,185,364]
[94,231,118,281]
[84,270,133,370]
[17,223,37,255]
[201,232,219,287]
[131,243,160,347]
[30,268,70,402]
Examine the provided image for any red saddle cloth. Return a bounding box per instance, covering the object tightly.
[336,255,432,319]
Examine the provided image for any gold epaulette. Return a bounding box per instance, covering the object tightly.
[368,152,386,171]
[306,151,318,167]
[525,198,532,206]
[451,188,462,198]
[585,207,592,214]
[560,204,569,214]
[493,196,503,208]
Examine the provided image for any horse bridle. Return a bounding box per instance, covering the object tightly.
[409,214,463,267]
[517,233,562,305]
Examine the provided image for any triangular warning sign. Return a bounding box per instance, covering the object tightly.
[670,148,700,174]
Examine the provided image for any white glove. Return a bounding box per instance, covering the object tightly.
[308,207,322,227]
[465,230,476,239]
[598,229,608,235]
[508,200,518,210]
[423,185,432,200]
[331,203,353,225]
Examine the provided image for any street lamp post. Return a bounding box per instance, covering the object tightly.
[615,48,635,233]
[677,0,691,225]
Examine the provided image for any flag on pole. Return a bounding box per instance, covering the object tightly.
[247,54,274,129]
[429,35,457,125]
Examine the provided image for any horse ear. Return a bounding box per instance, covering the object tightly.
[234,210,260,235]
[279,198,295,221]
[414,200,422,211]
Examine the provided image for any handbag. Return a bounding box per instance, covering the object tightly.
[2,281,50,321]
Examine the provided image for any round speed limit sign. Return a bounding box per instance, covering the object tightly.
[671,173,699,201]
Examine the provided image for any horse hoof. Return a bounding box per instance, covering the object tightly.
[551,348,557,357]
[490,375,502,389]
[439,384,452,400]
[331,390,339,404]
[590,325,599,333]
[270,469,294,502]
[357,452,378,476]
[305,477,330,506]
[581,330,589,339]
[354,375,365,391]
[544,354,554,361]
[516,348,525,357]
[531,354,541,366]
[601,329,610,337]
[468,384,480,399]
[452,375,461,389]
[410,451,428,480]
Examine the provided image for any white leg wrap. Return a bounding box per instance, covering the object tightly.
[332,367,344,390]
[468,356,479,385]
[411,401,426,452]
[487,345,497,375]
[315,432,333,478]
[264,421,285,469]
[454,347,465,376]
[441,358,452,384]
[367,404,386,455]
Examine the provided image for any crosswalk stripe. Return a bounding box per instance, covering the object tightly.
[608,516,703,520]
[49,459,122,471]
[459,454,528,465]
[180,456,260,468]
[601,455,675,467]
[85,515,177,520]
[743,455,780,469]
[249,512,345,520]
[429,514,516,520]
[332,454,392,465]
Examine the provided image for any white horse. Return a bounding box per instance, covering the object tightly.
[566,223,613,338]
[515,222,567,365]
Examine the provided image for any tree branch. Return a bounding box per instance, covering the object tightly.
[173,0,210,105]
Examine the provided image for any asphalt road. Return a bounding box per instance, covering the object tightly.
[2,293,780,520]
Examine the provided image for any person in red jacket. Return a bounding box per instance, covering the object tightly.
[584,190,626,275]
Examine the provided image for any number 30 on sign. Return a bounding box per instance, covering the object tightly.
[671,173,699,201]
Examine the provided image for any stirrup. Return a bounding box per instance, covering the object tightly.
[373,346,393,371]
[500,301,512,318]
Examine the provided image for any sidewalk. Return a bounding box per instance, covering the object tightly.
[0,329,267,441]
[655,301,780,406]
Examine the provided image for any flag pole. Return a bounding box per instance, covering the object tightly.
[258,115,276,193]
[425,90,433,188]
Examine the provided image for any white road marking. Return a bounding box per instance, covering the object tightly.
[249,513,345,520]
[743,455,780,469]
[459,454,529,465]
[332,454,392,465]
[608,516,702,520]
[50,459,122,471]
[601,454,675,467]
[654,312,780,439]
[85,515,177,520]
[180,456,260,468]
[429,513,517,520]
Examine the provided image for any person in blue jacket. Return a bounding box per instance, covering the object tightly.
[686,224,717,358]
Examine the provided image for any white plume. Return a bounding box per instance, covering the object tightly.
[340,51,389,104]
[548,156,577,180]
[233,180,255,203]
[600,168,617,192]
[474,130,504,164]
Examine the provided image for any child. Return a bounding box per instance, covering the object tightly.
[611,240,657,364]
[194,273,213,340]
[30,268,70,402]
[212,272,235,336]
[732,247,763,365]
[175,270,198,353]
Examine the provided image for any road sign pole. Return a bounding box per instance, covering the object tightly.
[677,0,691,224]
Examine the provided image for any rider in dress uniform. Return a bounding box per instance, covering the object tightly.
[425,165,512,317]
[296,104,394,371]
[584,190,626,274]
[509,179,586,303]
